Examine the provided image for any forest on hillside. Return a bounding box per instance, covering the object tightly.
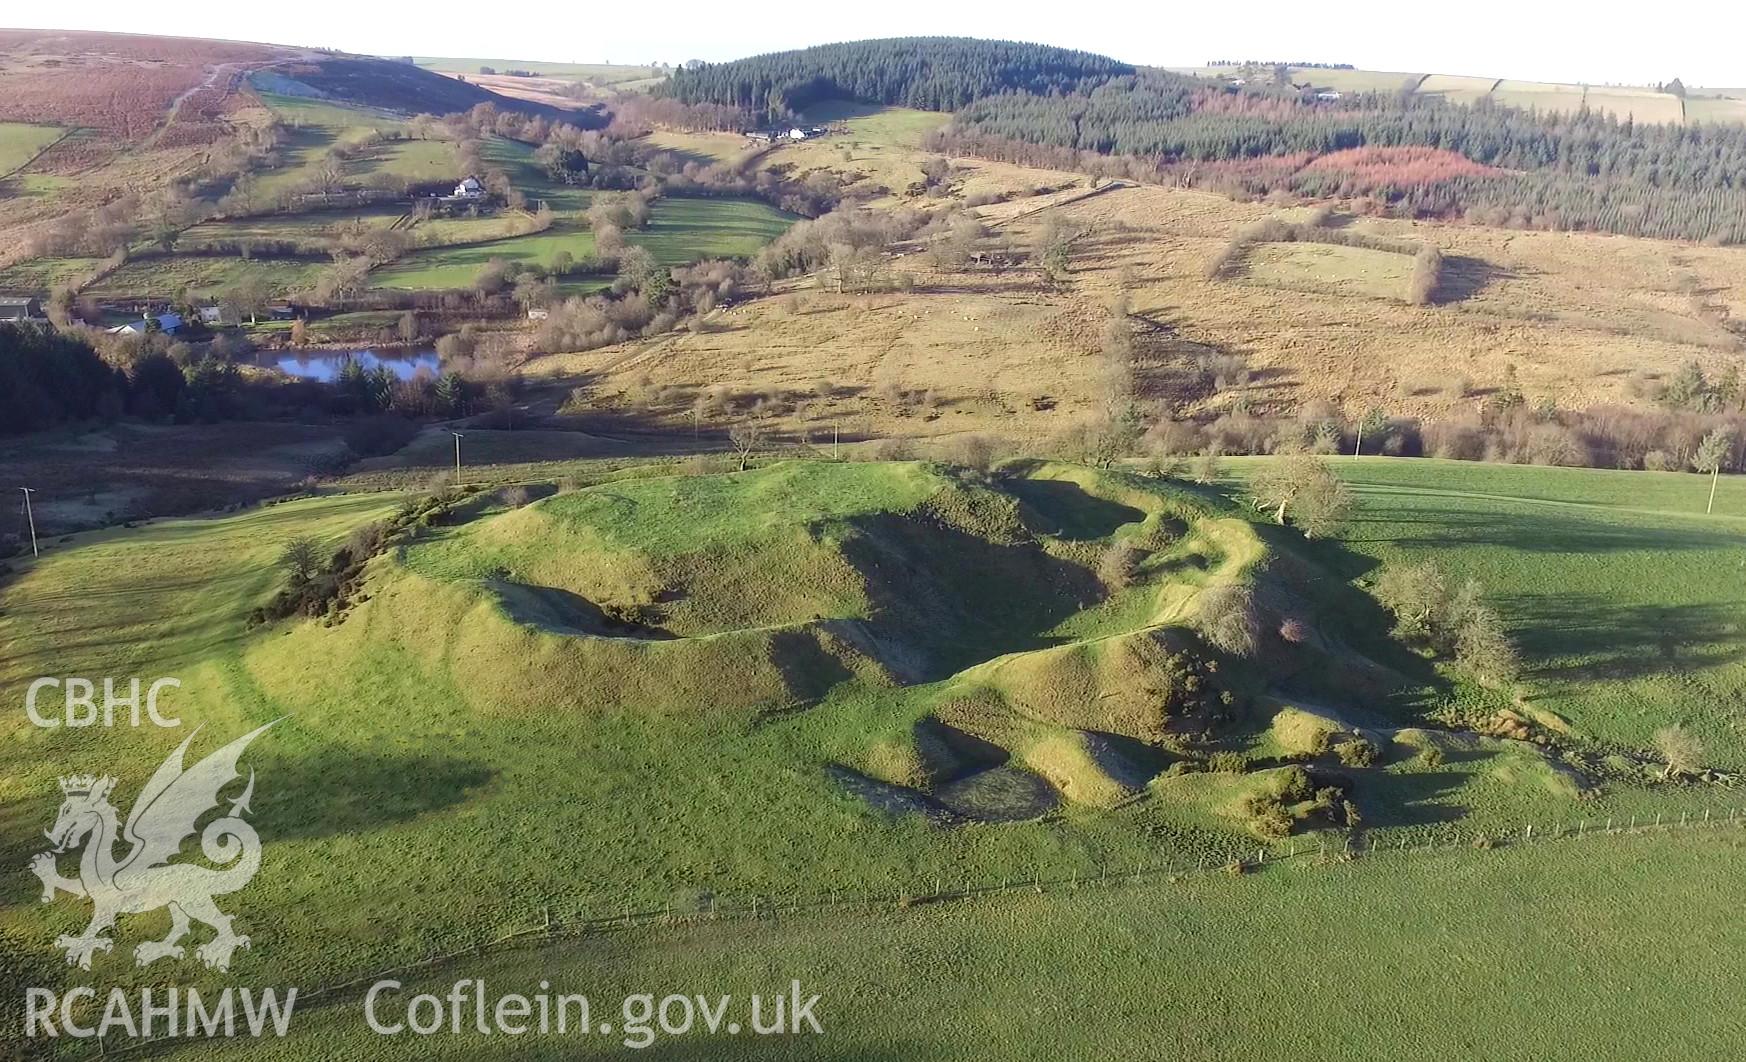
[938,75,1746,242]
[663,38,1746,243]
[659,37,1132,115]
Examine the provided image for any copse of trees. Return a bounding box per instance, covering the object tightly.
[660,37,1133,118]
[0,323,123,434]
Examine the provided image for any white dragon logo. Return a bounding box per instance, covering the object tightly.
[28,722,278,971]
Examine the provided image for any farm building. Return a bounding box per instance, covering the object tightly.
[451,176,485,199]
[1316,90,1344,101]
[0,295,43,321]
[107,312,183,336]
[748,126,828,143]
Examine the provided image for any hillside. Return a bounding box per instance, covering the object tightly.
[1174,64,1746,125]
[662,37,1133,114]
[5,455,1739,1017]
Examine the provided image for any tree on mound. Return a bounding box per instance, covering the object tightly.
[1249,455,1352,537]
[1375,560,1520,690]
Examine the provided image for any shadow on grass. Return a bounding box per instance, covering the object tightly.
[1004,477,1144,540]
[1342,505,1737,555]
[1431,254,1505,304]
[254,747,494,841]
[1354,768,1472,827]
[1504,594,1746,684]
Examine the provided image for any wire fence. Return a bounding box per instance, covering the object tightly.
[83,804,1745,1059]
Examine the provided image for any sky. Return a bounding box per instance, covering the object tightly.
[5,1,1740,88]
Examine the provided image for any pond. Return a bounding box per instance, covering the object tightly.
[265,350,440,383]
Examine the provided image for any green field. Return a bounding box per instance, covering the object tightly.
[0,255,103,291]
[799,101,950,149]
[256,92,411,134]
[0,121,66,173]
[1225,456,1746,766]
[4,457,1742,1058]
[81,256,321,301]
[171,829,1746,1060]
[371,197,794,289]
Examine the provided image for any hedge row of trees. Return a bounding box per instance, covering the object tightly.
[660,37,1132,117]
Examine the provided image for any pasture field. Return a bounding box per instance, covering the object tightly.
[1237,240,1412,301]
[1686,96,1746,123]
[1490,80,1587,114]
[1224,456,1746,767]
[549,180,1745,442]
[1584,90,1684,124]
[1292,67,1423,93]
[801,101,949,149]
[412,58,663,85]
[180,206,540,252]
[631,196,799,263]
[169,829,1746,1060]
[642,129,757,166]
[0,254,102,290]
[367,221,598,288]
[1204,68,1727,125]
[1414,73,1499,104]
[80,255,320,300]
[0,120,65,172]
[481,135,591,211]
[255,91,410,134]
[761,101,953,201]
[369,197,794,289]
[2,456,1737,1015]
[346,136,454,183]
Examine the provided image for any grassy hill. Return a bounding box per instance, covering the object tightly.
[3,456,1738,1027]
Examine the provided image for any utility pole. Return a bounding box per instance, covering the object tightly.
[20,486,38,557]
[450,432,465,486]
[1707,464,1720,515]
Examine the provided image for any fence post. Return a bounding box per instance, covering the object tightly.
[1524,824,1532,844]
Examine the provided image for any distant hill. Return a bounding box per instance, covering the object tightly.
[271,56,599,123]
[661,37,1133,116]
[0,29,595,142]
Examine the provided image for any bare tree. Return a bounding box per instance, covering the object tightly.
[1653,725,1703,779]
[729,421,764,472]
